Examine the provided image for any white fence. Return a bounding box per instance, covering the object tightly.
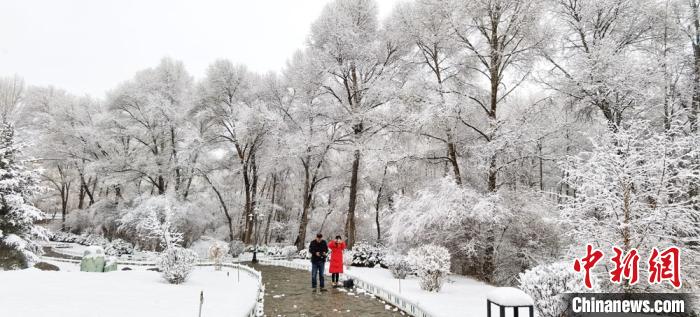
[257,259,434,317]
[42,249,264,317]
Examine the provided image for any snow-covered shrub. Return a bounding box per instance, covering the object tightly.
[119,195,184,249]
[519,262,599,317]
[385,253,411,279]
[351,241,387,267]
[64,200,123,238]
[208,242,228,270]
[407,244,451,292]
[229,240,245,257]
[157,246,198,284]
[298,248,311,260]
[280,245,298,259]
[104,238,134,256]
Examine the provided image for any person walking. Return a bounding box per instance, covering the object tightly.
[328,235,346,287]
[308,233,328,291]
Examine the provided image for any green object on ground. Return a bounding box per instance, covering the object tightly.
[80,246,106,272]
[103,258,118,272]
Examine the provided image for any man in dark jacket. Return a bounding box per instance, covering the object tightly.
[309,233,328,290]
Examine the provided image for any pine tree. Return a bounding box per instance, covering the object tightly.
[0,122,47,269]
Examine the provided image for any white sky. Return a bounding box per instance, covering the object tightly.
[0,0,399,98]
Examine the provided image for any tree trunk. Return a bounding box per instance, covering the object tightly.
[691,0,700,133]
[375,165,388,242]
[264,175,277,246]
[294,164,312,250]
[345,149,360,249]
[446,130,462,185]
[78,183,85,210]
[157,175,165,195]
[204,175,235,242]
[243,153,258,244]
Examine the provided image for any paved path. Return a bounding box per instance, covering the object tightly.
[252,263,404,317]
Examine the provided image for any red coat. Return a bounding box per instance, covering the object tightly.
[328,240,346,273]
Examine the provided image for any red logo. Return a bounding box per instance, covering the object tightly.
[610,247,639,285]
[574,246,681,289]
[574,244,604,289]
[648,247,681,288]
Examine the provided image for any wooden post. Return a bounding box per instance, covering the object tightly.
[487,300,491,317]
[500,305,505,317]
[529,306,534,317]
[198,291,204,317]
[514,306,519,317]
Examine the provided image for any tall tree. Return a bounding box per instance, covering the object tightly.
[0,122,47,269]
[388,0,465,185]
[271,52,339,250]
[452,0,544,192]
[0,75,24,122]
[107,58,196,197]
[542,0,657,131]
[309,0,403,248]
[198,60,275,244]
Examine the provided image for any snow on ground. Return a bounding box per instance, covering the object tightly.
[0,263,259,317]
[289,259,496,317]
[347,266,496,317]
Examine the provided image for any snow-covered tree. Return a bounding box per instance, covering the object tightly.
[560,121,700,290]
[388,177,557,284]
[452,0,545,192]
[309,0,404,248]
[197,60,278,244]
[0,122,47,269]
[106,58,198,198]
[542,0,659,130]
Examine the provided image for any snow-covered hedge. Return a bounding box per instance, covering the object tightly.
[385,253,412,279]
[157,247,198,284]
[50,231,134,256]
[519,262,598,317]
[104,238,134,256]
[407,244,451,292]
[351,241,387,267]
[50,231,108,247]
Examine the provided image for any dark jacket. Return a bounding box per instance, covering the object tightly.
[309,239,328,263]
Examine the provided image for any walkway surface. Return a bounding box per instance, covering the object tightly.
[252,263,404,317]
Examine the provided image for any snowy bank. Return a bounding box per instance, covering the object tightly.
[346,266,496,317]
[0,266,260,317]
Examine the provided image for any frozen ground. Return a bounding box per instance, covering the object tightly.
[288,259,496,317]
[0,263,259,317]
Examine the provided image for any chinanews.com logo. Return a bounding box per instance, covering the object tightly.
[563,244,697,316]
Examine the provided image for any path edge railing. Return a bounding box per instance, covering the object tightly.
[41,249,264,317]
[258,259,435,317]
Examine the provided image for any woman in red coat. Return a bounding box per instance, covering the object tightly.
[328,235,346,286]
